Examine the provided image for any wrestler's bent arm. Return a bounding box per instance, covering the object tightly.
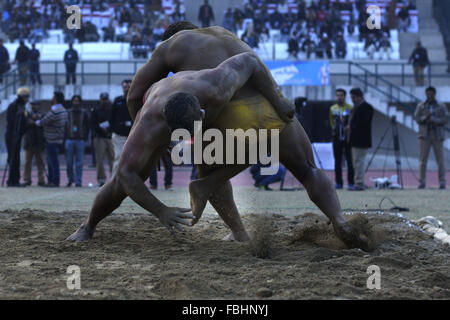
[127,47,169,120]
[117,119,194,231]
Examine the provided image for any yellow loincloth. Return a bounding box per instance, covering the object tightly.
[211,96,286,133]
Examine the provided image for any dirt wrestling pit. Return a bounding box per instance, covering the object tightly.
[0,208,449,299]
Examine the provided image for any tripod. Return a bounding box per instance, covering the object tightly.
[365,115,404,188]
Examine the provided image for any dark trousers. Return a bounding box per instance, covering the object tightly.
[46,143,61,186]
[333,139,354,186]
[29,64,42,84]
[6,135,22,186]
[150,155,173,187]
[65,64,76,84]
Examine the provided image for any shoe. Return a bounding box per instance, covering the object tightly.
[348,184,355,190]
[23,181,32,186]
[335,184,343,190]
[66,182,72,187]
[38,182,46,187]
[349,185,364,191]
[7,183,26,187]
[440,184,446,190]
[149,185,157,190]
[45,183,58,188]
[165,184,173,191]
[75,184,82,187]
[418,184,425,189]
[259,185,273,191]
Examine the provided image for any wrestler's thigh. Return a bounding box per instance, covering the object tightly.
[279,119,316,169]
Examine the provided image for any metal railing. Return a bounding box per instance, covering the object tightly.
[0,67,19,100]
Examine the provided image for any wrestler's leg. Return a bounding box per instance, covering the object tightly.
[197,165,250,242]
[189,164,248,220]
[279,119,369,250]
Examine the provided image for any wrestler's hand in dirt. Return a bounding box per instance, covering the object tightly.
[157,207,195,235]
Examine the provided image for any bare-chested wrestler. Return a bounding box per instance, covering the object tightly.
[67,22,368,250]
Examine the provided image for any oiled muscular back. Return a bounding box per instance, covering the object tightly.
[163,27,259,99]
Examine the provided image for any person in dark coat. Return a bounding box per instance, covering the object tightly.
[198,0,215,27]
[348,88,374,191]
[0,38,10,84]
[23,100,46,186]
[5,87,30,187]
[408,42,429,86]
[29,43,42,85]
[15,40,30,85]
[64,43,79,85]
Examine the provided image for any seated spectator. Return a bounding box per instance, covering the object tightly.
[378,33,392,60]
[287,31,300,59]
[130,35,148,59]
[125,23,142,43]
[103,20,116,42]
[173,0,186,21]
[152,21,165,42]
[280,22,291,42]
[115,22,128,42]
[277,0,289,15]
[364,33,377,59]
[243,3,254,19]
[142,34,156,52]
[241,23,259,49]
[269,8,283,29]
[301,35,316,59]
[316,33,333,59]
[335,34,347,59]
[84,21,100,42]
[28,21,47,43]
[233,7,244,31]
[397,6,411,32]
[8,22,20,42]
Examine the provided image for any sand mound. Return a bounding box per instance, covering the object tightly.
[0,209,449,299]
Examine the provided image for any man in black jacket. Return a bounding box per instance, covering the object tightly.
[23,100,46,186]
[0,38,10,84]
[111,79,133,174]
[15,40,29,85]
[64,43,79,85]
[91,92,115,187]
[408,42,429,86]
[5,87,30,187]
[65,95,89,187]
[348,88,374,191]
[29,43,42,85]
[198,0,215,28]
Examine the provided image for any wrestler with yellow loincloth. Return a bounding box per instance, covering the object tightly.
[67,23,369,250]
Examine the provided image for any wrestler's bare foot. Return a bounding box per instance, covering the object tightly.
[223,231,250,242]
[189,179,210,224]
[66,224,94,241]
[334,222,370,252]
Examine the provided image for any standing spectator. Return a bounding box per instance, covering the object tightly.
[198,0,215,28]
[348,88,374,191]
[115,22,128,42]
[29,43,42,85]
[222,7,235,32]
[378,33,392,60]
[5,87,30,187]
[408,42,429,86]
[111,79,133,175]
[287,31,300,59]
[397,6,410,32]
[149,153,173,190]
[23,100,46,187]
[37,91,68,187]
[330,89,354,190]
[414,87,449,190]
[335,34,347,59]
[15,40,30,86]
[91,92,115,187]
[65,95,89,187]
[64,43,79,85]
[0,38,10,84]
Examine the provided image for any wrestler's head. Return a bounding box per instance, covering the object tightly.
[162,21,199,41]
[163,92,204,134]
